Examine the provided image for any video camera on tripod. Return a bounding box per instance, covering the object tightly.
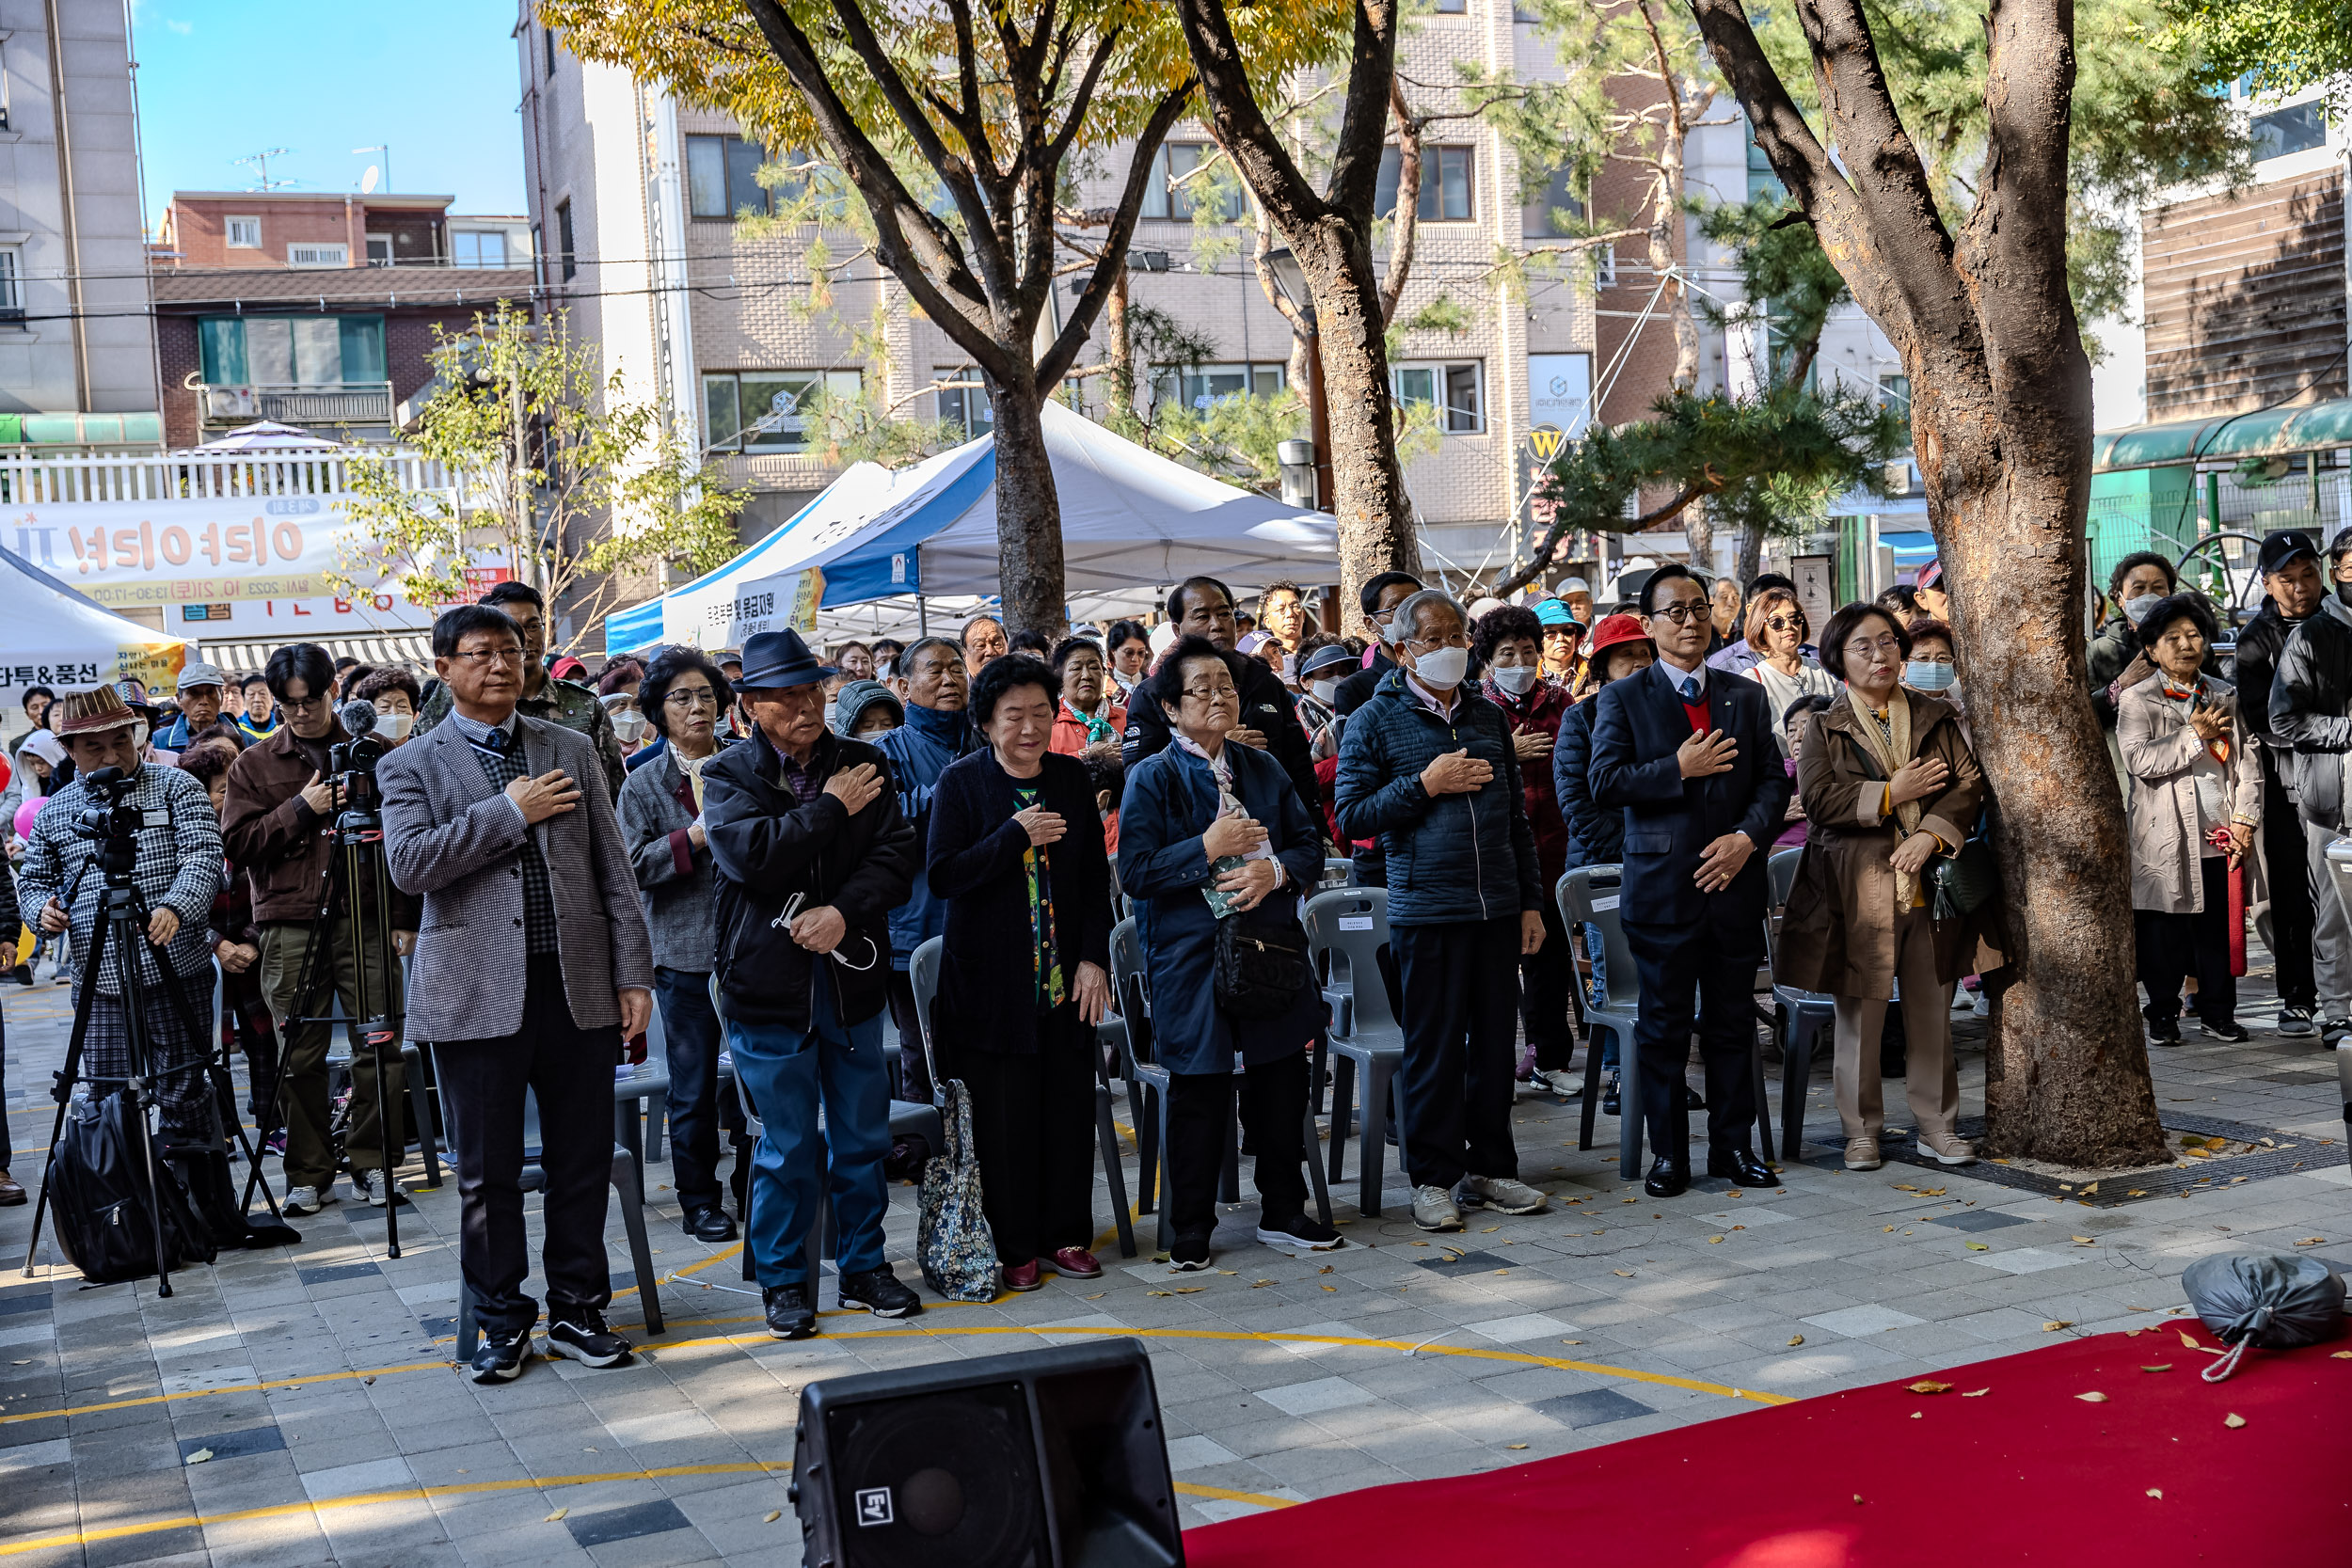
[69,766,168,853]
[328,699,392,812]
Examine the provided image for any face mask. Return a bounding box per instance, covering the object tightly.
[378,711,415,740]
[130,722,149,754]
[1905,661,1957,691]
[1411,646,1470,689]
[612,713,647,742]
[1490,665,1540,696]
[2121,593,2161,625]
[2337,581,2352,610]
[1376,614,1406,647]
[1311,678,1340,705]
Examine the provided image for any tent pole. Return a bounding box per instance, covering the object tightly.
[915,544,928,637]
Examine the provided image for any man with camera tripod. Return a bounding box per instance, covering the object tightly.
[15,687,223,1147]
[222,644,417,1216]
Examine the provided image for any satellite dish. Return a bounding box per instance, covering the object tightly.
[361,166,380,194]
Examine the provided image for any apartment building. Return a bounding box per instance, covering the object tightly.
[0,0,161,448]
[150,191,535,446]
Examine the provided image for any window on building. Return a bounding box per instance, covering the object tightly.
[1521,165,1585,240]
[933,370,993,439]
[0,246,20,319]
[365,233,392,266]
[1876,373,1911,410]
[453,230,509,268]
[1141,142,1245,223]
[1375,145,1473,223]
[1392,361,1485,434]
[1149,361,1286,411]
[1433,0,1467,11]
[226,215,262,249]
[287,243,349,268]
[555,199,577,281]
[0,41,10,131]
[686,135,791,219]
[545,24,559,77]
[198,316,386,387]
[703,370,863,453]
[2251,103,2327,161]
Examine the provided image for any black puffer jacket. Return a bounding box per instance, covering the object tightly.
[2269,595,2352,828]
[2085,615,2140,731]
[1553,691,1622,866]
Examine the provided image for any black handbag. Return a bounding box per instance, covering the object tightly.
[1213,915,1314,1021]
[1931,832,1998,921]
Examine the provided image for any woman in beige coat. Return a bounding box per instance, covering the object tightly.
[2119,594,2260,1047]
[1779,603,2002,1173]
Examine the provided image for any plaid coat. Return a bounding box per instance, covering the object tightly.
[14,763,223,995]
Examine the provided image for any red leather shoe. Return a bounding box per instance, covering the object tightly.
[1050,1246,1103,1279]
[1002,1259,1044,1292]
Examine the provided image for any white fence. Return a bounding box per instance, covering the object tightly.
[0,449,459,507]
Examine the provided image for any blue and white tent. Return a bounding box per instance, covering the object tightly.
[605,401,1337,653]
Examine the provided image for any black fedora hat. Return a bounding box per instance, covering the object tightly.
[737,628,835,689]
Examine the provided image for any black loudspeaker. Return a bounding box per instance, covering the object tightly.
[791,1337,1184,1568]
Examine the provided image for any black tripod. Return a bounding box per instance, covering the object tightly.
[239,760,406,1259]
[21,785,283,1292]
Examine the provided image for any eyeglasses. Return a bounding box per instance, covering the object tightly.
[449,647,525,669]
[278,694,328,713]
[1182,685,1239,703]
[1646,601,1708,625]
[665,689,719,710]
[1406,634,1471,651]
[1844,635,1906,658]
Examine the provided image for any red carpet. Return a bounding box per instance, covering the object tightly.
[1187,1325,2352,1566]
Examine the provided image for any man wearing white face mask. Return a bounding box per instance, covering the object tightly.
[1333,590,1549,1233]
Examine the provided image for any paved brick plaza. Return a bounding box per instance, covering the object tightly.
[2,969,2346,1566]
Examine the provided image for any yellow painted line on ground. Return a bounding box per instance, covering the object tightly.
[0,1317,1785,1431]
[611,1241,742,1301]
[0,1456,1295,1556]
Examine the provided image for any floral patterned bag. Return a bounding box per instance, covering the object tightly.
[917,1079,1000,1301]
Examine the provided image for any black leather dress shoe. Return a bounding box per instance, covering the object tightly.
[684,1208,738,1243]
[1600,1072,1621,1116]
[1644,1157,1688,1197]
[1707,1148,1775,1187]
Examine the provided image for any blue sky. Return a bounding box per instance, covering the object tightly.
[132,0,528,231]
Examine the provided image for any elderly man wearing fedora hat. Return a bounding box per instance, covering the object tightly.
[701,627,922,1340]
[15,686,225,1148]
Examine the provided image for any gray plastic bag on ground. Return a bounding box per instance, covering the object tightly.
[2181,1252,2345,1378]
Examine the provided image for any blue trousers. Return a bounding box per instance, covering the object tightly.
[653,967,724,1212]
[1582,922,1619,1069]
[725,980,892,1290]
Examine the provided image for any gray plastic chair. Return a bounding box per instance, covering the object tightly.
[612,1006,673,1205]
[1767,846,1837,1160]
[447,1052,665,1360]
[1557,866,1644,1174]
[1303,886,1406,1217]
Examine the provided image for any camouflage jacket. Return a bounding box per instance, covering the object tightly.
[417,673,628,799]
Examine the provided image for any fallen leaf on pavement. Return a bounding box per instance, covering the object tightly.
[1613,1269,1635,1277]
[1148,1291,1172,1297]
[1910,1411,1924,1418]
[1560,1339,1583,1345]
[1085,1292,1106,1300]
[2070,1236,2096,1246]
[1961,1388,1990,1398]
[1482,1226,1501,1233]
[1907,1381,1952,1395]
[2043,1321,2074,1332]
[2295,1238,2326,1246]
[2147,1489,2163,1500]
[546,1509,569,1521]
[1964,1242,1990,1251]
[765,1511,783,1523]
[2334,1351,2352,1359]
[2178,1330,2204,1350]
[1252,1279,1273,1289]
[2127,1189,2147,1197]
[1788,1335,1804,1346]
[2076,1392,2108,1402]
[1884,1226,1896,1233]
[1318,1265,1335,1275]
[1708,1235,1725,1243]
[184,1449,212,1465]
[2226,1413,2247,1429]
[1506,1443,1528,1449]
[2141,1364,2171,1372]
[1321,1284,1338,1291]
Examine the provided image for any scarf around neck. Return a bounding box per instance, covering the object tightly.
[1849,690,1926,910]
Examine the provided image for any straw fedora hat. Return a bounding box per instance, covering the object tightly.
[52,685,144,737]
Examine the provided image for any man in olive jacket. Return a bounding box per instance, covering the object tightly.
[702,629,920,1340]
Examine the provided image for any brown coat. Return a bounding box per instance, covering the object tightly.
[1777,689,2002,999]
[221,719,420,928]
[2118,674,2261,915]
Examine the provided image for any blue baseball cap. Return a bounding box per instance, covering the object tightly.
[1534,598,1586,630]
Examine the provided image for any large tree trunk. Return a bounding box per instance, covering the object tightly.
[1296,224,1422,615]
[1733,522,1763,587]
[988,381,1068,638]
[1104,264,1136,430]
[1684,0,2167,1167]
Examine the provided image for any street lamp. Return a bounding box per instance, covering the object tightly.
[1262,245,1335,516]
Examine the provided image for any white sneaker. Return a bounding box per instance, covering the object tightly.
[1970,992,1988,1019]
[1411,1185,1463,1232]
[1457,1174,1547,1214]
[282,1185,324,1217]
[1534,1069,1581,1099]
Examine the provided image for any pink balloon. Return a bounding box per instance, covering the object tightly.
[13,796,47,840]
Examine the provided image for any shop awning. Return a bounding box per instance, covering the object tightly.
[2093,397,2352,472]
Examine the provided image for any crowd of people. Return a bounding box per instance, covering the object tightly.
[0,532,2322,1380]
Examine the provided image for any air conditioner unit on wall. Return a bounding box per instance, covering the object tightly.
[206,386,259,419]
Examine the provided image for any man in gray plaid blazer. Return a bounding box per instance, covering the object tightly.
[379,603,653,1385]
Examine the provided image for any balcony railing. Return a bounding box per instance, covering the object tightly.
[199,382,395,427]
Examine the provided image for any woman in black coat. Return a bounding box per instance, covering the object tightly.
[926,654,1115,1292]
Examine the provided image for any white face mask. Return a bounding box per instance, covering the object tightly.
[612,712,648,742]
[377,710,415,740]
[1375,614,1406,647]
[1311,678,1340,705]
[2122,593,2161,625]
[1490,665,1540,696]
[1411,646,1470,689]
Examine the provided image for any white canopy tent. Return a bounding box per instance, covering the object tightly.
[0,546,188,716]
[606,402,1338,653]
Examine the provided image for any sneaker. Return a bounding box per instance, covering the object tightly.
[2197,1018,2250,1044]
[1457,1174,1547,1214]
[2321,1017,2352,1046]
[837,1265,923,1319]
[2277,1006,2317,1038]
[1600,1072,1621,1117]
[762,1284,817,1339]
[1950,990,1975,1014]
[1970,992,1989,1020]
[470,1328,531,1384]
[262,1131,288,1158]
[348,1169,408,1208]
[1049,1246,1104,1279]
[1843,1138,1883,1171]
[1916,1131,1978,1166]
[2146,1015,2182,1047]
[1411,1184,1463,1232]
[1170,1230,1214,1270]
[1534,1069,1580,1099]
[281,1185,325,1217]
[1256,1212,1343,1252]
[546,1307,633,1369]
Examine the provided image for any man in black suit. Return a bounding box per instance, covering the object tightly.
[1589,563,1789,1196]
